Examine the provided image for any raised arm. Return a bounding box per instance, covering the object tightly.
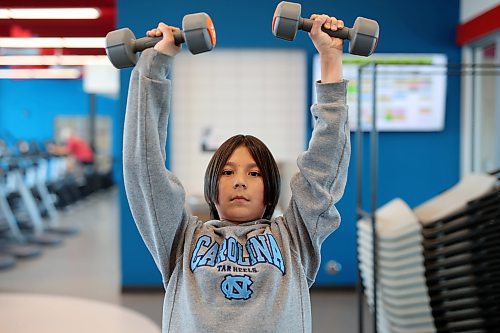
[283,15,351,284]
[123,23,187,279]
[310,14,344,84]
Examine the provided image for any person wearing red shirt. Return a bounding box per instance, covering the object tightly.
[50,128,94,165]
[65,134,94,165]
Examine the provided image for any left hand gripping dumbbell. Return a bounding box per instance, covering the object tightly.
[272,1,379,57]
[105,12,216,68]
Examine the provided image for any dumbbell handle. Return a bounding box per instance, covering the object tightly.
[299,17,350,40]
[133,31,184,52]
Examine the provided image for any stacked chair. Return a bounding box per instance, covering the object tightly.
[415,173,499,332]
[358,172,499,333]
[357,198,435,333]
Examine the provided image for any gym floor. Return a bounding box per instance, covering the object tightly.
[0,187,373,332]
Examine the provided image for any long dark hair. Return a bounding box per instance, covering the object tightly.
[204,135,281,220]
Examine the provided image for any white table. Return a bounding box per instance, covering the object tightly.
[0,293,161,333]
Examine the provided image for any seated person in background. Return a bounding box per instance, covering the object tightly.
[50,128,94,166]
[47,128,94,185]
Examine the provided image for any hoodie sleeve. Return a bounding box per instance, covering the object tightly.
[123,48,189,281]
[283,80,351,286]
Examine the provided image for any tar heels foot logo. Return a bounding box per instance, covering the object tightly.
[221,275,253,300]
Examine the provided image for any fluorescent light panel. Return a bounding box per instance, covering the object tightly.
[0,8,100,19]
[0,55,111,66]
[0,68,81,79]
[0,37,105,48]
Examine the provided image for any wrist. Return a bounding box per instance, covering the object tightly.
[320,54,342,83]
[319,51,342,64]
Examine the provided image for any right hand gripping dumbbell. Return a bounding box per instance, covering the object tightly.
[105,13,216,68]
[272,1,379,57]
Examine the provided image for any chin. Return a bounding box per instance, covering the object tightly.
[223,214,258,223]
[218,208,265,223]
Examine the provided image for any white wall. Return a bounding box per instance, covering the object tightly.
[460,0,499,22]
[171,49,306,217]
[459,0,499,176]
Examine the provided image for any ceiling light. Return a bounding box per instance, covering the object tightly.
[0,68,81,79]
[0,55,111,66]
[0,37,105,48]
[0,8,101,20]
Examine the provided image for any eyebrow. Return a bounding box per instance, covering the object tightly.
[224,161,259,169]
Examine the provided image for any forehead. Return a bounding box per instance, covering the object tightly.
[225,146,257,165]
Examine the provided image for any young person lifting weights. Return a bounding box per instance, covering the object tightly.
[123,13,350,333]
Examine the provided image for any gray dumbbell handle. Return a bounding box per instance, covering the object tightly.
[133,31,184,52]
[299,17,350,40]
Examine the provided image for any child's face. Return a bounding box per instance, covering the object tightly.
[215,145,266,223]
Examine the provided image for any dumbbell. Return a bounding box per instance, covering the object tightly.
[272,1,379,57]
[105,13,216,68]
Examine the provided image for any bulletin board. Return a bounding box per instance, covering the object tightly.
[313,53,448,131]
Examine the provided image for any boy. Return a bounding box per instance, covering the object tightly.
[124,14,350,333]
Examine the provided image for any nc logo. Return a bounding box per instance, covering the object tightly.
[221,275,253,300]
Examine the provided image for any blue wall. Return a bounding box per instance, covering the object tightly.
[0,79,120,140]
[0,79,120,177]
[117,0,461,287]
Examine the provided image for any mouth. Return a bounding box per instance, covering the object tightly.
[231,196,249,202]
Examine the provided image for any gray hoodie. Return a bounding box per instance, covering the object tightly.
[123,48,350,333]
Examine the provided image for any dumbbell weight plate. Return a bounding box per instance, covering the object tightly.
[349,17,379,57]
[105,28,139,69]
[183,13,216,54]
[272,2,301,41]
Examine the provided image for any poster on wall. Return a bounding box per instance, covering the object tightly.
[312,53,448,131]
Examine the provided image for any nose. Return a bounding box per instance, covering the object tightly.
[233,174,247,189]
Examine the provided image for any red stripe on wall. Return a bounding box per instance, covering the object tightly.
[456,5,500,45]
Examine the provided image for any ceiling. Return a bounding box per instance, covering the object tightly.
[0,0,115,55]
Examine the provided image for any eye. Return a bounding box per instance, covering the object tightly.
[221,170,233,176]
[249,171,261,177]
